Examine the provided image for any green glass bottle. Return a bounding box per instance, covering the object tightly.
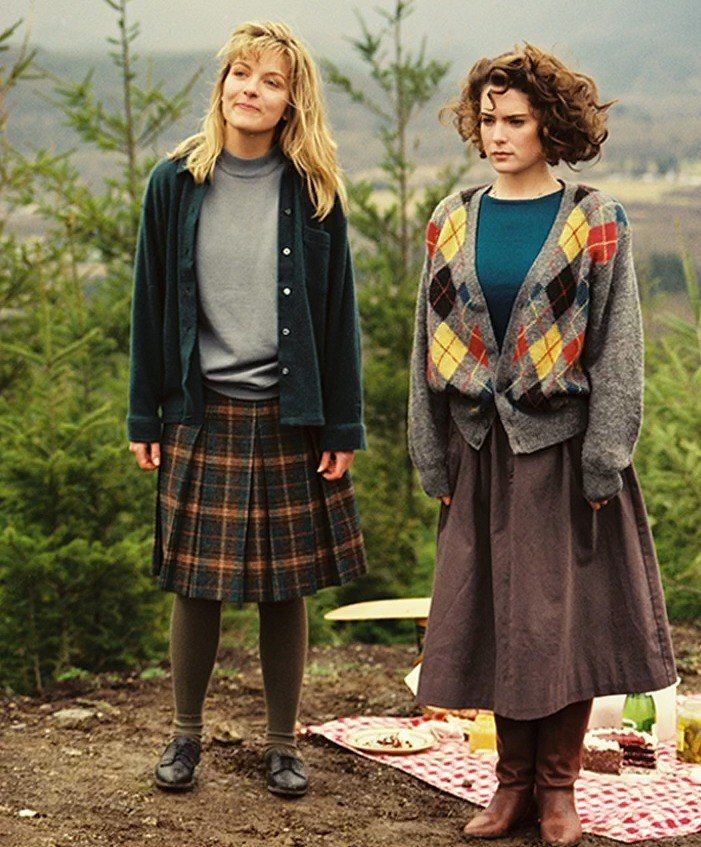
[622,692,657,735]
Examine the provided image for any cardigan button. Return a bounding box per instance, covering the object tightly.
[283,207,292,215]
[283,287,291,295]
[282,247,291,256]
[281,366,290,375]
[282,327,290,336]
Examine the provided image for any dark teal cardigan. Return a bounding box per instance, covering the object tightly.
[126,154,366,451]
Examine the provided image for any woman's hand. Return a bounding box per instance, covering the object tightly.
[317,450,354,480]
[588,497,609,510]
[439,495,451,506]
[129,441,161,471]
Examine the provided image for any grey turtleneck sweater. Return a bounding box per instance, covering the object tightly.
[195,144,286,400]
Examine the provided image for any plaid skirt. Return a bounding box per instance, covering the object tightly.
[151,387,368,603]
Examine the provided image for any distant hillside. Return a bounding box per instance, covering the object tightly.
[5,43,701,184]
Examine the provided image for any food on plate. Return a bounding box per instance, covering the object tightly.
[344,726,434,755]
[375,730,416,750]
[585,727,657,770]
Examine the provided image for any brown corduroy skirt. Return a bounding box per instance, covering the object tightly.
[415,413,678,721]
[152,387,368,603]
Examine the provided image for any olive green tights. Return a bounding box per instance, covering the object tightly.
[168,593,308,755]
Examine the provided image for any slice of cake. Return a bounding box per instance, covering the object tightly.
[586,727,657,770]
[612,730,657,769]
[583,733,623,774]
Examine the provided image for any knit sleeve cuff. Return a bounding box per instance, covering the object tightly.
[126,415,163,443]
[416,464,450,499]
[319,422,367,452]
[581,464,623,503]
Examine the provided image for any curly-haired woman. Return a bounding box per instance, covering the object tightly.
[127,21,367,797]
[408,42,676,846]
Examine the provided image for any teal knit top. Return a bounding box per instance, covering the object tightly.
[476,184,564,349]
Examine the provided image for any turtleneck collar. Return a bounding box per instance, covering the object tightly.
[217,143,285,178]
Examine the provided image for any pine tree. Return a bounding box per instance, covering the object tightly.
[321,1,470,638]
[0,4,200,692]
[636,232,701,619]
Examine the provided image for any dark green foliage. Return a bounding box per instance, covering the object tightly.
[0,3,197,693]
[319,2,468,642]
[636,243,701,620]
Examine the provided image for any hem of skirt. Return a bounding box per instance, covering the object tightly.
[414,666,680,721]
[153,565,368,604]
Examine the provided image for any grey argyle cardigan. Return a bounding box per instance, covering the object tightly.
[408,179,644,503]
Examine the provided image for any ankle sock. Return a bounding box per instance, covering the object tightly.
[171,712,204,744]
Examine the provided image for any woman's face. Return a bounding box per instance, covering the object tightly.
[478,85,546,175]
[221,49,291,141]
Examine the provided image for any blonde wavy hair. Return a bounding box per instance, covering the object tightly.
[441,41,616,167]
[168,21,347,219]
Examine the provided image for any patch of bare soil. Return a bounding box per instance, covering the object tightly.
[1,624,699,847]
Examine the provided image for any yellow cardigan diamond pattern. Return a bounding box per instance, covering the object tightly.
[431,321,468,381]
[559,206,589,263]
[529,322,564,381]
[436,205,467,263]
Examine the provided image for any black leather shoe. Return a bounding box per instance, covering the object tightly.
[154,737,201,791]
[264,748,309,797]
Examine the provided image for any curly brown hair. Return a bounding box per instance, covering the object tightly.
[441,42,616,168]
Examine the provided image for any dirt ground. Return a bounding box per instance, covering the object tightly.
[1,623,699,847]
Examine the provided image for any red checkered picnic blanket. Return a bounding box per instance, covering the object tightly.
[306,715,701,843]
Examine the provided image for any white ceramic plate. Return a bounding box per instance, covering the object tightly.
[344,726,434,755]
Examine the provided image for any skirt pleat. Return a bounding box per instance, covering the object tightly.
[154,387,367,603]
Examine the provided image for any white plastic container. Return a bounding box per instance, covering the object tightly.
[588,677,681,741]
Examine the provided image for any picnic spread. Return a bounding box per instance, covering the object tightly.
[319,600,701,842]
[307,708,701,843]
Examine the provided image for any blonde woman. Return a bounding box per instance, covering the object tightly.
[127,21,367,797]
[409,43,676,846]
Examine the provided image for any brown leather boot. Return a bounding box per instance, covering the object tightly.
[462,714,538,839]
[535,699,593,847]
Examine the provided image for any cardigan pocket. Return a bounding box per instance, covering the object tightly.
[302,226,330,349]
[508,366,576,413]
[302,226,331,286]
[302,224,331,248]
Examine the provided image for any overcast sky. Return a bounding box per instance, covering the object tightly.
[5,0,699,64]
